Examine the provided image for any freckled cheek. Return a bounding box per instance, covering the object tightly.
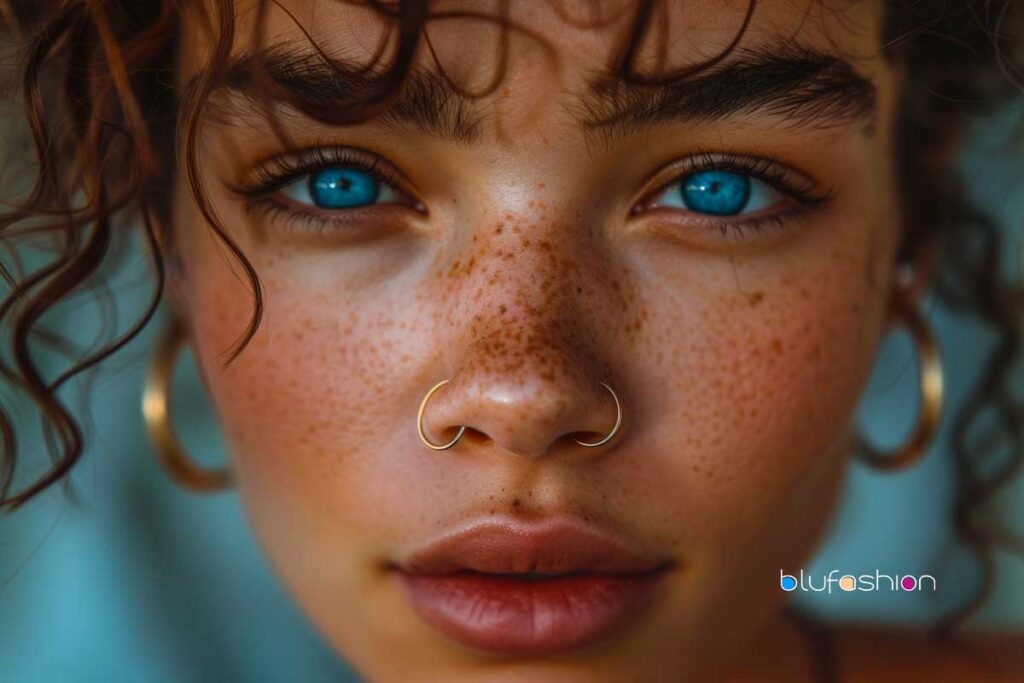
[637,264,883,535]
[181,264,421,489]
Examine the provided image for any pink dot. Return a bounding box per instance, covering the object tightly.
[901,576,916,590]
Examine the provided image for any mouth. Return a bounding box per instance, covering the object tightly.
[390,516,675,657]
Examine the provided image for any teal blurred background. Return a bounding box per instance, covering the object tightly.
[1,110,1022,681]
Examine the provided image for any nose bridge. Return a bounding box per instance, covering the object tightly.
[470,217,586,366]
[462,213,596,398]
[427,211,618,458]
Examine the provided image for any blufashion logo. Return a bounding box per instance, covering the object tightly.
[780,569,937,593]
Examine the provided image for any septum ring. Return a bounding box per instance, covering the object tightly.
[417,379,623,451]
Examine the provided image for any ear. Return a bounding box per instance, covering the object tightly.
[891,122,963,308]
[162,248,191,326]
[895,236,941,308]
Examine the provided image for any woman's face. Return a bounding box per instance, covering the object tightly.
[173,0,902,679]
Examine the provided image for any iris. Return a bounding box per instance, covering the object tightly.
[680,170,751,216]
[309,167,380,209]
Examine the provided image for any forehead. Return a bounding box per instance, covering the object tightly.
[183,0,886,94]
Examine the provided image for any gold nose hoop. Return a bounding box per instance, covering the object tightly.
[574,382,623,447]
[417,379,467,450]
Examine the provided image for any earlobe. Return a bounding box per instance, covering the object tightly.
[161,246,193,325]
[151,207,191,323]
[164,270,189,321]
[893,237,940,309]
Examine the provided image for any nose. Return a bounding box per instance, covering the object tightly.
[419,227,624,459]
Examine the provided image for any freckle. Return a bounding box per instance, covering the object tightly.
[771,338,783,354]
[536,182,546,189]
[495,225,503,235]
[747,291,764,306]
[512,498,520,507]
[528,200,535,208]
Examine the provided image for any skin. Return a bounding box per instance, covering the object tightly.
[166,0,1020,680]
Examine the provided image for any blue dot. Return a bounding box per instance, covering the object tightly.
[681,170,751,216]
[781,575,798,591]
[310,168,380,209]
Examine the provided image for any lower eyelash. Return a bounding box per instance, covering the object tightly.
[245,197,342,233]
[716,214,787,237]
[703,202,822,240]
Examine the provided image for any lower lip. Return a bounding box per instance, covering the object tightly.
[397,568,666,656]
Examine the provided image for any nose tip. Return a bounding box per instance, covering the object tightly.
[418,373,623,459]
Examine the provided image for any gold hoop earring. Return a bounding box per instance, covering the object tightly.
[854,284,943,471]
[575,382,623,448]
[417,380,467,451]
[142,318,232,491]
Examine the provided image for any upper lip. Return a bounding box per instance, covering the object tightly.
[394,515,672,576]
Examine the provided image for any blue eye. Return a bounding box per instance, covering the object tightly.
[651,169,783,216]
[280,166,401,209]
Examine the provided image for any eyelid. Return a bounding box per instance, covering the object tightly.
[633,148,834,214]
[228,145,422,209]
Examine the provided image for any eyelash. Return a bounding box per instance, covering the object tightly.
[637,147,836,238]
[230,147,416,231]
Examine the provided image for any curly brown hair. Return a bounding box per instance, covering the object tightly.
[0,1,1022,680]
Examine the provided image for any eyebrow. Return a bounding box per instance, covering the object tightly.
[206,46,483,143]
[577,43,878,145]
[204,41,876,146]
